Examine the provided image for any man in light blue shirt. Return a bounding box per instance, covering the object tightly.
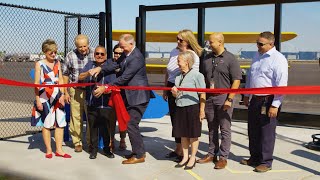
[241,31,288,173]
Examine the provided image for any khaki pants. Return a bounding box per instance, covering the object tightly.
[69,87,90,147]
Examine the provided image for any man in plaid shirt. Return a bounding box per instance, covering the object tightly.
[62,34,94,152]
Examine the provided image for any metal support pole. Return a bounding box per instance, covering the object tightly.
[135,17,142,50]
[274,2,282,51]
[139,5,146,57]
[77,16,81,35]
[99,12,106,47]
[64,17,68,58]
[197,8,205,47]
[105,0,112,59]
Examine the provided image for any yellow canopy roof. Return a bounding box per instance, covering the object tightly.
[112,30,297,43]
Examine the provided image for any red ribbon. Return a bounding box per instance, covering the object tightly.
[2,77,320,95]
[105,85,130,132]
[2,77,320,131]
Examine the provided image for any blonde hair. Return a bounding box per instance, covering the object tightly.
[178,50,195,69]
[42,39,57,53]
[178,29,203,56]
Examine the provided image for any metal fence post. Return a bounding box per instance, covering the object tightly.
[139,5,146,57]
[136,17,142,51]
[77,16,81,35]
[99,12,106,47]
[105,0,112,59]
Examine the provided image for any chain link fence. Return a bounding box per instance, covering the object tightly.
[0,3,101,139]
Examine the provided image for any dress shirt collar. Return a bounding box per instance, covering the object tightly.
[125,46,136,57]
[260,46,276,57]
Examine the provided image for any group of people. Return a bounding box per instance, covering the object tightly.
[163,30,287,172]
[31,30,288,172]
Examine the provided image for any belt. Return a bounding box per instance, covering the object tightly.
[208,93,223,97]
[252,95,273,100]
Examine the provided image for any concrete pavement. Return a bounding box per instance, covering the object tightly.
[0,116,319,180]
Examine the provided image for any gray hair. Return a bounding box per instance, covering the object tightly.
[178,50,195,68]
[259,31,275,43]
[119,34,135,45]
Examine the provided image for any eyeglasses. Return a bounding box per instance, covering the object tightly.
[177,37,184,43]
[95,52,105,56]
[113,52,122,55]
[256,41,268,47]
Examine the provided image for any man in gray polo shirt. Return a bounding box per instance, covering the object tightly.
[197,33,242,169]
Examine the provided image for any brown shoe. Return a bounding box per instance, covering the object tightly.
[240,158,259,167]
[254,164,271,173]
[214,158,227,169]
[196,154,217,164]
[74,145,82,153]
[122,157,145,164]
[124,153,146,159]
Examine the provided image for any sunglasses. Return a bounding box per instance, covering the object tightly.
[49,51,57,55]
[95,52,105,56]
[256,41,268,47]
[177,37,184,43]
[113,52,122,55]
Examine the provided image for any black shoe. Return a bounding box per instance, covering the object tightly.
[89,152,97,159]
[184,161,196,170]
[104,151,115,158]
[175,160,189,168]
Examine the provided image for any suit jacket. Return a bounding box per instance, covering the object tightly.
[109,47,151,106]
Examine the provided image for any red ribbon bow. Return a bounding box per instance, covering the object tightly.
[105,85,130,131]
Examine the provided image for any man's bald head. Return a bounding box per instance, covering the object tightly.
[209,33,224,44]
[208,32,225,54]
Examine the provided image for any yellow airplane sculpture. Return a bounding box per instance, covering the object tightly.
[112,30,297,74]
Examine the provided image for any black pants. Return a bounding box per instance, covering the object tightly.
[87,106,113,152]
[126,102,149,158]
[248,95,279,167]
[167,81,181,144]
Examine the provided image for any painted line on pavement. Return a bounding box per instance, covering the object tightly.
[185,170,203,180]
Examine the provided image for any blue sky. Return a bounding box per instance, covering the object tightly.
[0,0,319,54]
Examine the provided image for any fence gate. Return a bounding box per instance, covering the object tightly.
[0,2,104,140]
[64,14,104,57]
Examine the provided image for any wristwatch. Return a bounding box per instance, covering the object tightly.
[227,98,233,102]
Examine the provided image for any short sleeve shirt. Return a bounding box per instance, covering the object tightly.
[201,50,242,104]
[174,69,206,107]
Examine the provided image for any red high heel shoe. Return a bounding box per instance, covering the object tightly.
[45,153,53,159]
[55,152,72,158]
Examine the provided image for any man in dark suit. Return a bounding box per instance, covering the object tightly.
[92,34,151,164]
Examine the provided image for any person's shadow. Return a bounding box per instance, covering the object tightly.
[27,130,70,153]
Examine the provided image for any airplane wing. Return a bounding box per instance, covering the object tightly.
[112,30,297,43]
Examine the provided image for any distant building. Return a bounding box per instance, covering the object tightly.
[240,51,319,60]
